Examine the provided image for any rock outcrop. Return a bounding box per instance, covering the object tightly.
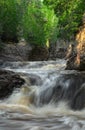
[75,27,85,70]
[0,41,32,61]
[28,46,49,61]
[0,70,25,99]
[66,14,85,71]
[0,42,49,61]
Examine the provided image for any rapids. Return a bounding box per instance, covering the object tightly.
[0,59,85,130]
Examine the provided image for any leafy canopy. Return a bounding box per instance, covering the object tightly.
[22,0,58,46]
[0,0,58,46]
[44,0,85,40]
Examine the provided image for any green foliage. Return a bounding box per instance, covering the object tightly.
[22,1,58,46]
[44,0,85,40]
[0,0,58,46]
[0,0,19,41]
[0,0,84,46]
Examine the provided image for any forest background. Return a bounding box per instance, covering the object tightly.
[0,0,85,48]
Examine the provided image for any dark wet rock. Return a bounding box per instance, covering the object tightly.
[0,40,67,61]
[66,44,85,71]
[28,46,49,61]
[0,42,32,61]
[65,44,77,70]
[49,46,67,60]
[65,56,77,70]
[0,70,25,99]
[55,48,66,59]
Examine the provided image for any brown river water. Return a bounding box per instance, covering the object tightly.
[0,59,85,130]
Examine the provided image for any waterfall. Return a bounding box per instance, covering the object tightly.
[0,59,85,130]
[0,59,85,112]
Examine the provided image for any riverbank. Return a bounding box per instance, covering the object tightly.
[0,40,68,62]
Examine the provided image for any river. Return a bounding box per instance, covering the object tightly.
[0,59,85,130]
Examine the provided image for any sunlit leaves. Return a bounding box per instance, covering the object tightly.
[44,0,85,40]
[22,1,58,46]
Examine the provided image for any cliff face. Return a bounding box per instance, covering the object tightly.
[75,14,85,70]
[76,13,85,55]
[76,27,85,55]
[66,14,85,70]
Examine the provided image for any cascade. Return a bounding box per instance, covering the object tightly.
[0,59,85,130]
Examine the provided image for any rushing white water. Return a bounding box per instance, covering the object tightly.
[0,59,85,130]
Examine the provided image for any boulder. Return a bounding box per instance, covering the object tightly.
[0,70,25,99]
[28,46,49,61]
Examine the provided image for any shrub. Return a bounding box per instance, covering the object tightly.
[22,1,58,46]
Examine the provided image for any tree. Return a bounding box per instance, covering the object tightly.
[22,1,58,46]
[44,0,85,40]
